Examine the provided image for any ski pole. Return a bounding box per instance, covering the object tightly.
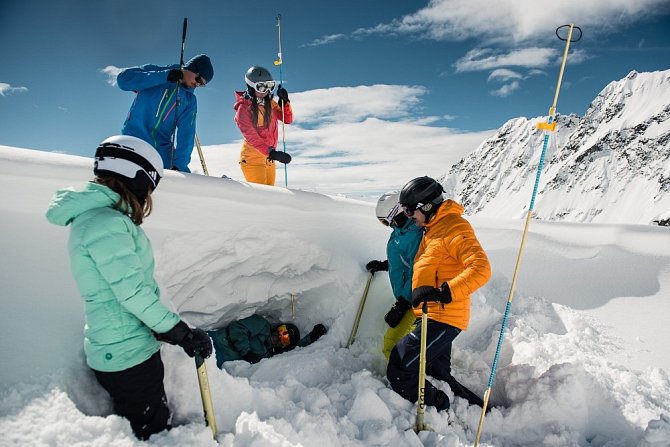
[473,23,581,447]
[274,14,288,188]
[194,132,209,175]
[414,301,429,432]
[346,273,374,348]
[170,18,188,170]
[195,354,218,440]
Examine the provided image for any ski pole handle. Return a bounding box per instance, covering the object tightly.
[555,24,582,42]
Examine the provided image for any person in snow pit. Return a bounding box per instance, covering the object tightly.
[46,135,213,441]
[117,54,213,173]
[386,176,491,412]
[207,314,327,368]
[365,190,423,360]
[234,65,293,186]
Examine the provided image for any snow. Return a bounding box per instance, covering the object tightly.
[1,146,669,446]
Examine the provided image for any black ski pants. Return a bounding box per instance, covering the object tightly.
[93,351,171,440]
[386,319,484,411]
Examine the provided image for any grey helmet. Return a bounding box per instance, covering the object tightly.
[245,66,275,93]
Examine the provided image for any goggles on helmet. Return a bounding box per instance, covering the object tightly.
[276,324,291,347]
[253,80,276,93]
[378,203,402,226]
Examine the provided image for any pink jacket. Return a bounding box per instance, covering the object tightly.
[234,91,294,157]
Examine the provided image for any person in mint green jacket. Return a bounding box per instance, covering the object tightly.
[45,135,212,441]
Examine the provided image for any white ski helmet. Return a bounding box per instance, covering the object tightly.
[376,190,407,228]
[93,135,164,200]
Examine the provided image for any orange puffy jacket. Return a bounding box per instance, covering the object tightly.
[412,200,491,330]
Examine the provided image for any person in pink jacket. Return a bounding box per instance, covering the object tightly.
[234,66,293,185]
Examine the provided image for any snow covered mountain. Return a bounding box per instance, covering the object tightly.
[440,69,670,225]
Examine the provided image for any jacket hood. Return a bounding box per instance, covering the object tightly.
[234,90,249,111]
[424,199,464,229]
[46,182,120,227]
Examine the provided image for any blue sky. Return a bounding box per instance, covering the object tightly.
[1,0,669,175]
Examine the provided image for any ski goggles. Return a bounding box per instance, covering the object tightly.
[378,203,402,227]
[253,80,276,93]
[276,324,291,347]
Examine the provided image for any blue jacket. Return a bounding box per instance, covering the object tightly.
[387,219,423,303]
[117,64,197,173]
[46,182,181,372]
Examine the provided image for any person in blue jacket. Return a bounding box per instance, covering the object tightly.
[366,190,423,359]
[117,54,213,173]
[46,135,212,440]
[207,314,327,368]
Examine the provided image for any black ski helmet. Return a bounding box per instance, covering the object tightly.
[93,135,164,202]
[399,176,444,219]
[245,66,275,93]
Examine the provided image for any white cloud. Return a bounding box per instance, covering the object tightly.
[487,68,523,82]
[100,66,123,86]
[0,83,28,96]
[290,85,426,125]
[455,47,558,72]
[358,0,664,43]
[490,81,520,97]
[303,33,347,47]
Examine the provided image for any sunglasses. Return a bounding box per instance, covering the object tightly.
[254,80,276,93]
[402,204,419,217]
[276,324,291,347]
[195,75,207,87]
[379,203,402,227]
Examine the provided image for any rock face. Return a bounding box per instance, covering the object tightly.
[439,69,670,225]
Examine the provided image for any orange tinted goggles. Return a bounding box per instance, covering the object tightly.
[276,324,291,347]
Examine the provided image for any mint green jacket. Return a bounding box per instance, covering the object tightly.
[46,182,180,372]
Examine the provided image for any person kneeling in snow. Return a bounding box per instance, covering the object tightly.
[207,314,327,368]
[386,176,490,412]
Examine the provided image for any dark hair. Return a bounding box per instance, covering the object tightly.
[247,89,272,131]
[94,175,153,225]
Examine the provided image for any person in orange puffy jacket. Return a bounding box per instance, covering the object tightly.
[234,66,293,186]
[386,176,491,412]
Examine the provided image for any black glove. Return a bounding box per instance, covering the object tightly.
[155,321,213,358]
[242,352,263,364]
[268,148,292,164]
[167,69,183,83]
[384,298,412,328]
[411,283,452,308]
[365,259,388,274]
[309,324,327,342]
[276,85,290,106]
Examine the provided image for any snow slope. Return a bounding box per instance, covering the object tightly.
[1,147,669,446]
